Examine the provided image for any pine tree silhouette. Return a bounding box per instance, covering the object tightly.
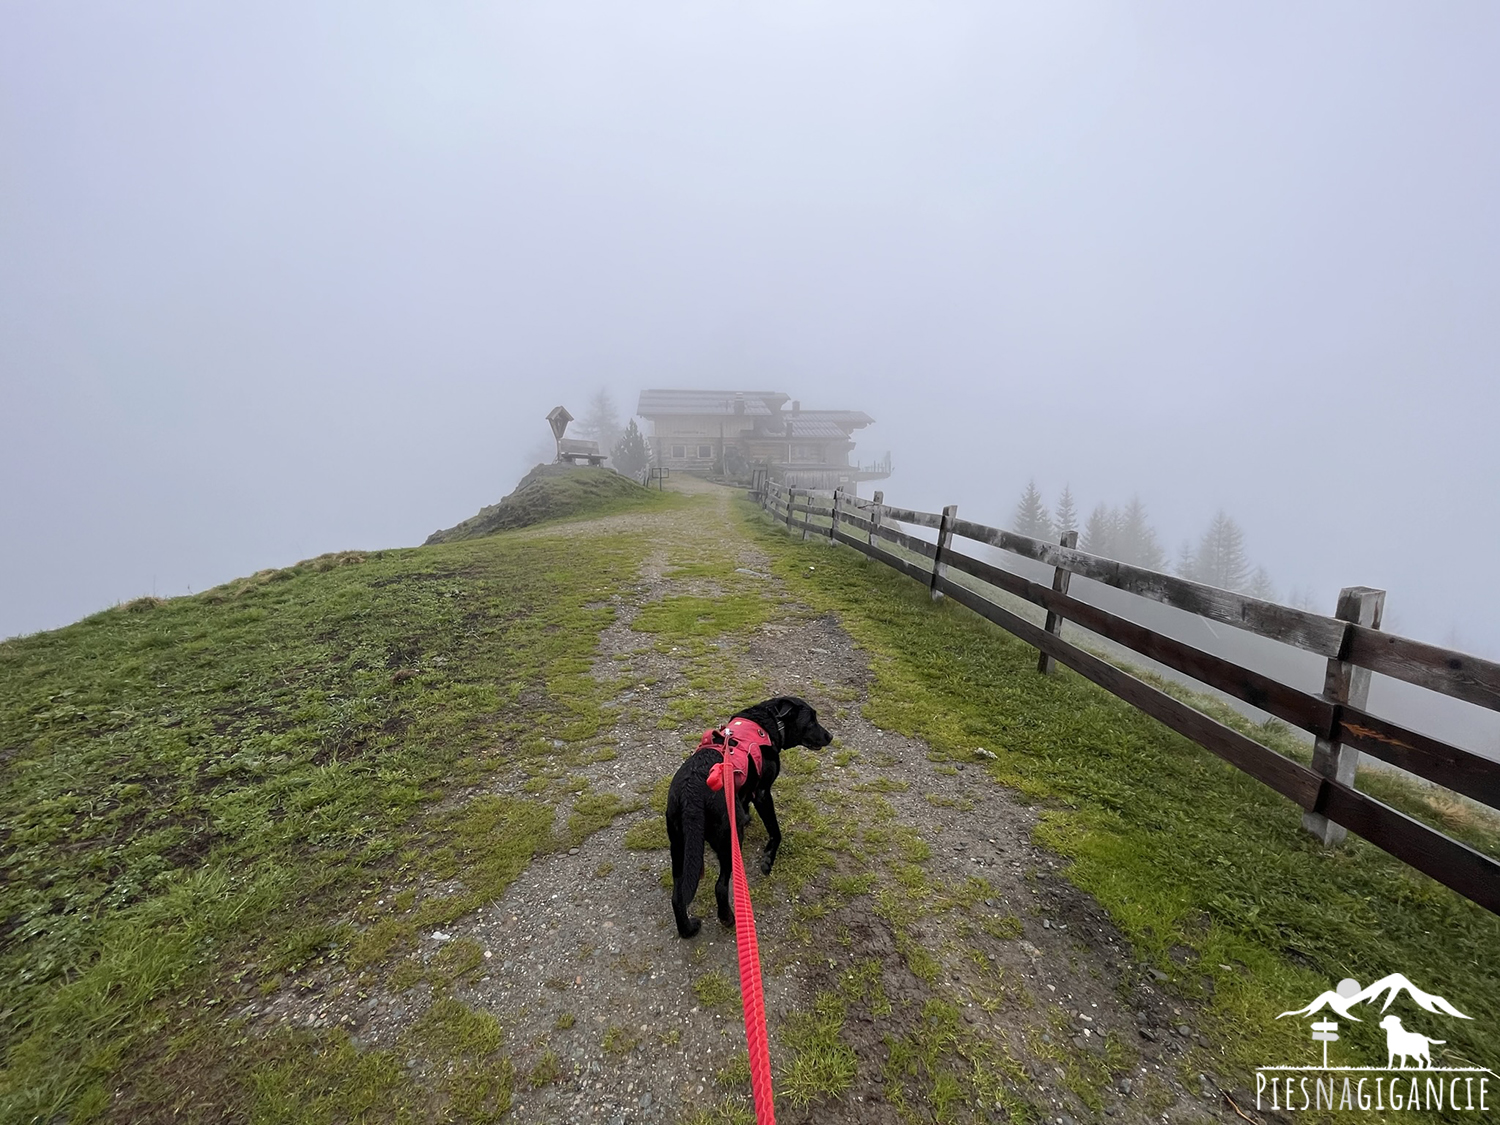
[1176,539,1200,581]
[1245,566,1276,601]
[612,419,650,477]
[576,388,622,456]
[1193,511,1251,591]
[1118,497,1166,570]
[1012,480,1054,541]
[1054,485,1079,541]
[1082,504,1116,558]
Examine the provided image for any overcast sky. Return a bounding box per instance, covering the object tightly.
[4,2,1498,654]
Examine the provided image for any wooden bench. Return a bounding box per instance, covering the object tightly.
[557,438,607,466]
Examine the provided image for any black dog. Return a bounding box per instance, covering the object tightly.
[665,696,832,938]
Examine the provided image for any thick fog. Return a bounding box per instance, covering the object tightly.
[5,2,1498,667]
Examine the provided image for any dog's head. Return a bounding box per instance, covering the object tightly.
[763,695,833,751]
[1379,1016,1403,1032]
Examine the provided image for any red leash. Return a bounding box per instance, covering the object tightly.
[718,732,777,1125]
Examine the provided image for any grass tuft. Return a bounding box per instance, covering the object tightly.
[780,991,858,1106]
[693,970,738,1010]
[623,814,670,850]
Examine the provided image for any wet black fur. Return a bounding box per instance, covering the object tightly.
[664,696,833,938]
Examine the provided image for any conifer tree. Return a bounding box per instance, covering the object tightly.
[576,388,622,456]
[1118,496,1166,570]
[1193,511,1250,591]
[1054,485,1079,541]
[1176,539,1200,581]
[1012,479,1054,541]
[1081,504,1115,557]
[1245,566,1276,601]
[611,419,650,477]
[1288,586,1320,612]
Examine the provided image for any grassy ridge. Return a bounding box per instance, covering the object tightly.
[424,464,661,544]
[741,499,1500,1112]
[0,492,670,1121]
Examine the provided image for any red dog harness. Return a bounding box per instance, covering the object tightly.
[697,717,774,793]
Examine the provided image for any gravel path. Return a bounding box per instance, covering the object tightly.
[265,478,1248,1125]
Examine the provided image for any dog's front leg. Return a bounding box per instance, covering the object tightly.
[709,828,736,927]
[752,790,782,875]
[715,863,733,926]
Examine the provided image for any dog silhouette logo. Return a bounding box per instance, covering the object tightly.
[1252,973,1494,1113]
[1378,1016,1444,1070]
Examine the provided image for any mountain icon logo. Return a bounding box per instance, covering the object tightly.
[1276,973,1473,1023]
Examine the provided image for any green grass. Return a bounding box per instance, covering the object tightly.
[693,970,738,1010]
[411,999,514,1122]
[601,1024,639,1055]
[744,498,1500,1108]
[881,999,973,1122]
[424,462,678,543]
[779,991,858,1106]
[234,1028,412,1124]
[680,1098,756,1125]
[429,937,486,987]
[566,790,640,845]
[624,814,670,850]
[714,1051,751,1089]
[979,912,1024,940]
[631,594,770,639]
[0,502,659,1121]
[528,1049,564,1088]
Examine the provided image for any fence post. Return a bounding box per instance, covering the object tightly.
[929,504,957,601]
[1037,530,1079,674]
[870,491,884,546]
[828,488,842,544]
[1301,585,1386,846]
[785,487,796,532]
[800,490,811,541]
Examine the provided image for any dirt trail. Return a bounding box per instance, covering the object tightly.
[370,480,1244,1125]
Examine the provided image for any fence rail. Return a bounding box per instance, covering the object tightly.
[752,477,1500,916]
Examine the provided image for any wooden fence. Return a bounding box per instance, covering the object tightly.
[751,473,1500,916]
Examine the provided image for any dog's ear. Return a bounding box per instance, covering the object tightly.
[776,695,811,721]
[787,701,814,743]
[770,700,793,743]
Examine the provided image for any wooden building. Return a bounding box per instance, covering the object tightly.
[634,389,891,492]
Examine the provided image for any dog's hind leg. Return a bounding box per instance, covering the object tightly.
[669,806,703,938]
[667,812,683,884]
[752,790,782,876]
